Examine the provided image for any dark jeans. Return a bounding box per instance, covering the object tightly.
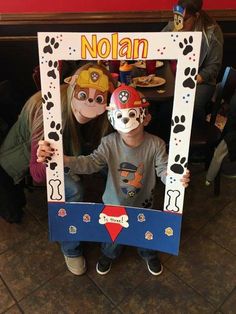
[101,242,158,262]
[60,172,84,257]
[192,83,215,128]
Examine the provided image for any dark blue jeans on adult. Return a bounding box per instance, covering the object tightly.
[101,242,158,261]
[192,83,215,127]
[60,172,84,258]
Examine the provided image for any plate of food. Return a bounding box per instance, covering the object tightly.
[134,60,164,69]
[133,76,166,88]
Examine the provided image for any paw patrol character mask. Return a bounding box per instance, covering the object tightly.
[173,5,185,31]
[65,67,110,122]
[107,85,149,133]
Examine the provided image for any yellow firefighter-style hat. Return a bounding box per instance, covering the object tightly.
[76,67,109,92]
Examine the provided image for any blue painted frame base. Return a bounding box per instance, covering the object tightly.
[48,202,182,255]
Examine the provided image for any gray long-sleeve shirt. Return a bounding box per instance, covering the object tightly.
[66,132,168,208]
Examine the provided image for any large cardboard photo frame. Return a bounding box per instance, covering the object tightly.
[38,32,201,255]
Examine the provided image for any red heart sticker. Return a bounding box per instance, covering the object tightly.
[100,205,128,242]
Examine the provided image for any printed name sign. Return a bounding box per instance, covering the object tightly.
[38,32,201,255]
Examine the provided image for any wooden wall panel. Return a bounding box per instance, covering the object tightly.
[0,11,235,105]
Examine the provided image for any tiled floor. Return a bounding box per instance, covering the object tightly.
[1,165,236,313]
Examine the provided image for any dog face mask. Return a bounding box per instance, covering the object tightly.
[107,85,149,133]
[108,107,147,133]
[65,66,112,123]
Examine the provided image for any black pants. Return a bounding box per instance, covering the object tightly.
[0,165,25,223]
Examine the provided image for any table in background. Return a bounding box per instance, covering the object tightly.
[133,61,176,142]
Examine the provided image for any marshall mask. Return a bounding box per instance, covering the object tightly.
[107,85,149,133]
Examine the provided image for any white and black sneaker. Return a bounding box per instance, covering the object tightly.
[146,257,163,276]
[96,255,112,275]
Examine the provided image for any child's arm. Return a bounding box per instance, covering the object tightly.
[64,152,106,175]
[37,139,108,175]
[154,140,168,184]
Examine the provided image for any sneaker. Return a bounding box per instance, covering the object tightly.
[205,180,211,186]
[64,255,87,275]
[96,255,112,275]
[146,257,163,276]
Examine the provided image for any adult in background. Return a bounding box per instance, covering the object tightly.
[162,0,224,128]
[206,89,236,184]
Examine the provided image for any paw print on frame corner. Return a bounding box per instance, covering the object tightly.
[179,36,193,55]
[43,36,59,54]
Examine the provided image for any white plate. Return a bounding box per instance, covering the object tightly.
[134,61,164,69]
[133,76,166,88]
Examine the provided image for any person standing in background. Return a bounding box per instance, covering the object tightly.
[162,0,224,128]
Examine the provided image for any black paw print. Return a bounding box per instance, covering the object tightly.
[47,61,58,80]
[172,115,185,133]
[142,198,153,208]
[45,161,58,170]
[48,121,61,141]
[170,155,187,174]
[45,156,57,170]
[183,67,196,89]
[179,36,193,55]
[43,36,59,54]
[42,92,54,110]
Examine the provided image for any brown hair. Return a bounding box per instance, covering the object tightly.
[178,0,203,15]
[178,0,217,36]
[23,62,115,155]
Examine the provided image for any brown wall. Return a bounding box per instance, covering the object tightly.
[1,11,236,106]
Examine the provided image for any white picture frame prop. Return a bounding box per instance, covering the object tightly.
[38,32,201,255]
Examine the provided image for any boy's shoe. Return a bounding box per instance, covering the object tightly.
[146,257,163,276]
[96,255,112,275]
[64,255,87,275]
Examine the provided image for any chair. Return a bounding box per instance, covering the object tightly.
[189,66,236,195]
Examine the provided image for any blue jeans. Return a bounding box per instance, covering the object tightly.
[60,172,84,257]
[101,243,158,262]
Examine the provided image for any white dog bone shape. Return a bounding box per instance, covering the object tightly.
[99,213,129,228]
[166,190,181,212]
[49,179,62,200]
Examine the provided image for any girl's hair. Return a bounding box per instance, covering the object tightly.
[22,62,115,155]
[178,0,203,15]
[178,0,217,37]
